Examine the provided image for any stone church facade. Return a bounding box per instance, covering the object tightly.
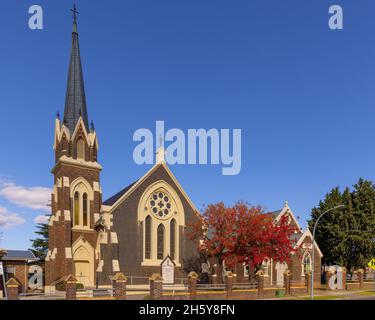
[44,12,200,291]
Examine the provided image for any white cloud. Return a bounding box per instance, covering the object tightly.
[34,215,50,224]
[0,182,51,211]
[0,206,26,229]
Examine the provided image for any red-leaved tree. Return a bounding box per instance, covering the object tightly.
[187,202,297,281]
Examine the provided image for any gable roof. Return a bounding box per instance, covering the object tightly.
[103,180,138,206]
[266,209,283,220]
[2,250,37,261]
[292,229,323,257]
[269,203,303,232]
[104,162,200,217]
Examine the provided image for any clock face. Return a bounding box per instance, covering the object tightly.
[149,191,172,219]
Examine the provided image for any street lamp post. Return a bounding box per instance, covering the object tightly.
[311,204,345,300]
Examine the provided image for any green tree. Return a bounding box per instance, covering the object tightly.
[29,222,49,261]
[308,178,375,273]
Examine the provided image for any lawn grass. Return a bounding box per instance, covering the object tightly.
[358,291,375,296]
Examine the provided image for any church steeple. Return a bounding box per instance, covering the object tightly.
[63,4,89,134]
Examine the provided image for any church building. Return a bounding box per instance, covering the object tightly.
[44,9,201,291]
[45,8,322,292]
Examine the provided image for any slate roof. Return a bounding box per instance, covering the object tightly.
[266,209,283,219]
[63,16,89,133]
[103,180,139,206]
[2,250,37,261]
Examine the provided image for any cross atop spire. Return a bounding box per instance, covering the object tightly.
[71,4,79,23]
[71,4,79,34]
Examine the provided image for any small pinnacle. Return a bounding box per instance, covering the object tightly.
[56,111,60,120]
[159,135,163,148]
[90,121,95,131]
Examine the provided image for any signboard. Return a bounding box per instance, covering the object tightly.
[161,256,175,284]
[368,258,375,270]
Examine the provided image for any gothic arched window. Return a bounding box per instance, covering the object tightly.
[145,216,152,259]
[72,181,91,229]
[302,252,312,275]
[74,191,80,226]
[157,224,165,260]
[170,219,176,260]
[77,138,85,160]
[82,193,88,226]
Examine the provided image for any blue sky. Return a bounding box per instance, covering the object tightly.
[0,0,374,249]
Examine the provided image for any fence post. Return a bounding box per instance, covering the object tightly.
[212,264,218,285]
[305,272,312,294]
[256,270,264,299]
[150,273,163,300]
[342,267,347,290]
[113,272,127,300]
[65,275,77,300]
[5,278,19,300]
[225,271,234,300]
[357,269,364,290]
[188,272,198,300]
[283,270,291,296]
[211,274,217,286]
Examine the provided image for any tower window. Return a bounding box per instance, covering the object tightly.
[157,224,165,260]
[145,216,152,259]
[77,138,85,160]
[82,193,88,226]
[74,191,80,226]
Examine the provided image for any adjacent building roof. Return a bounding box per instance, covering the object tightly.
[63,10,89,134]
[1,250,37,261]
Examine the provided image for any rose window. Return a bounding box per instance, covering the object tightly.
[150,191,172,218]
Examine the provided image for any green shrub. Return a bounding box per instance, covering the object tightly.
[76,283,84,290]
[55,282,84,292]
[55,282,66,292]
[276,289,285,297]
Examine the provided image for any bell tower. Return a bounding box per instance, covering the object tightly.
[45,5,103,291]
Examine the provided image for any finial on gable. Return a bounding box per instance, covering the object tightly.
[90,120,95,132]
[156,135,165,164]
[56,111,60,120]
[284,200,289,207]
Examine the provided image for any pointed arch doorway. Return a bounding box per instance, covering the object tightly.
[73,238,95,288]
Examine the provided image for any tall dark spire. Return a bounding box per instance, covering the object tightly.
[63,4,89,133]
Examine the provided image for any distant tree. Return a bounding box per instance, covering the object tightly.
[308,178,375,273]
[182,252,210,283]
[30,223,49,261]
